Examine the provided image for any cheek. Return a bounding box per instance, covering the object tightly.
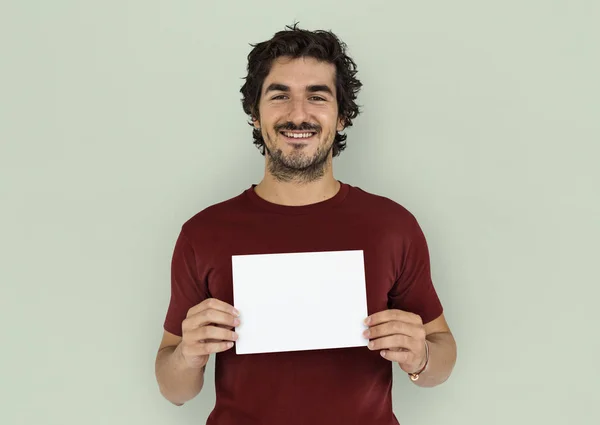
[261,105,287,120]
[317,109,339,126]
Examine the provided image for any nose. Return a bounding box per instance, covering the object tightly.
[287,98,309,125]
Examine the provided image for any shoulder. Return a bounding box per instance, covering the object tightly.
[179,189,248,238]
[346,183,432,253]
[346,183,420,228]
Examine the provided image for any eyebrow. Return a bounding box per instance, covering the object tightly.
[264,83,334,96]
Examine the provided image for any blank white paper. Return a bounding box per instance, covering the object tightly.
[231,250,369,355]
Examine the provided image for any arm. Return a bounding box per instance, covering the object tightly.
[155,331,205,406]
[374,213,456,386]
[155,299,240,406]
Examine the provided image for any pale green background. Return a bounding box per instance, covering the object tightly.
[1,1,599,424]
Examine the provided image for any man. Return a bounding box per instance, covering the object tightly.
[155,23,457,424]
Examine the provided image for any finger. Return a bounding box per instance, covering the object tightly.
[380,350,425,374]
[184,309,240,332]
[184,340,235,357]
[191,325,238,343]
[215,323,235,331]
[367,334,416,352]
[365,310,422,327]
[203,341,236,355]
[187,298,240,318]
[379,349,413,364]
[364,321,421,340]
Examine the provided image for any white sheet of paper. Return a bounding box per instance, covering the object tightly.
[231,250,369,355]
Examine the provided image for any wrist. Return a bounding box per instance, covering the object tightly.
[408,340,429,381]
[174,343,187,367]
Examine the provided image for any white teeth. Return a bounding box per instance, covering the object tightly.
[282,132,314,139]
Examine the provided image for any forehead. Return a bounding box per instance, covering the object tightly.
[262,56,336,93]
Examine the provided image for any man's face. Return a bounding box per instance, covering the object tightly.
[253,56,344,182]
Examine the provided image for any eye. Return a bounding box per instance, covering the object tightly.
[309,96,326,101]
[271,95,288,100]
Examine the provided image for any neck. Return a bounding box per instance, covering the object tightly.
[254,168,341,207]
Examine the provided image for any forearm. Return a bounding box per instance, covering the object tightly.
[410,331,457,388]
[155,344,205,405]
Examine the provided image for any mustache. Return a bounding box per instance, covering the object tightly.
[275,122,321,132]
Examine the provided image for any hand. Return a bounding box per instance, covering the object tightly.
[363,309,427,374]
[178,298,240,369]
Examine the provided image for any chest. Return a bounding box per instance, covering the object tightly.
[201,214,399,316]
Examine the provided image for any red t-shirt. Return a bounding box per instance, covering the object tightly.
[163,182,443,425]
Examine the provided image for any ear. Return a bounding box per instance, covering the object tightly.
[336,116,345,132]
[252,116,260,129]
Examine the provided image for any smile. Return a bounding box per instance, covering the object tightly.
[279,131,317,140]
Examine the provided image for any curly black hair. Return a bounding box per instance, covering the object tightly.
[240,23,363,157]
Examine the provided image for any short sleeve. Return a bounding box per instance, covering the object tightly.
[388,217,443,324]
[163,229,210,337]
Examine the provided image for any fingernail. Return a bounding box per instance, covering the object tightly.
[227,342,234,348]
[364,317,371,325]
[233,308,240,317]
[380,351,386,358]
[363,329,370,338]
[233,318,241,326]
[368,341,374,349]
